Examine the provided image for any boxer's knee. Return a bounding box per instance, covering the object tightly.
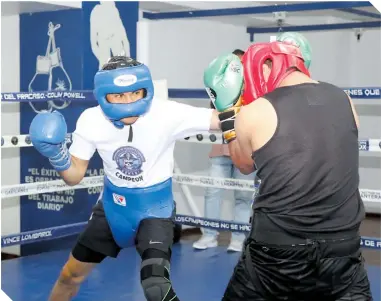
[140,249,179,301]
[141,275,177,301]
[58,252,97,288]
[58,260,87,287]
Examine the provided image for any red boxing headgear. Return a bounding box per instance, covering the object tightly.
[241,41,310,105]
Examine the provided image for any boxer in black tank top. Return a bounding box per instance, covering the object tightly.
[224,82,372,301]
[207,42,372,301]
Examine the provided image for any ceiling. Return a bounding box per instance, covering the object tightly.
[1,1,379,29]
[1,1,81,16]
[139,1,381,29]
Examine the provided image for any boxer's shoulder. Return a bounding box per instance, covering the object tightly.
[150,96,170,108]
[145,97,180,118]
[152,98,206,115]
[78,106,106,124]
[75,106,109,133]
[241,97,267,114]
[237,98,270,128]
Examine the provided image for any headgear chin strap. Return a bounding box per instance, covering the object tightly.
[241,41,310,105]
[94,57,154,129]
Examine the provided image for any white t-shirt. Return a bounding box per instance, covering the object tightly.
[69,98,213,188]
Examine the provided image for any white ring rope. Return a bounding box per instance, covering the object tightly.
[2,134,381,152]
[1,174,257,198]
[1,134,381,214]
[1,133,224,148]
[2,173,381,204]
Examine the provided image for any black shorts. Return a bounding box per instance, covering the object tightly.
[222,237,372,301]
[72,201,175,263]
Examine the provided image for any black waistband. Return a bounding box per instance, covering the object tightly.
[250,212,360,245]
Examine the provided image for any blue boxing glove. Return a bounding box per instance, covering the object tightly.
[29,111,71,171]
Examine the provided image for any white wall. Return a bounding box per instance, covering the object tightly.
[1,15,21,255]
[253,30,381,87]
[145,19,249,88]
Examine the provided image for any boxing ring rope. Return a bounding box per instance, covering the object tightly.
[2,90,381,251]
[2,134,381,151]
[2,133,381,250]
[2,173,381,250]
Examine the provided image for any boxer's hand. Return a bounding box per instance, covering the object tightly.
[204,53,243,112]
[218,98,242,143]
[29,111,71,171]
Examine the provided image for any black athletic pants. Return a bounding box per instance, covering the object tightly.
[222,236,372,301]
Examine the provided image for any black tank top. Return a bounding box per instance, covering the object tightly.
[252,82,365,238]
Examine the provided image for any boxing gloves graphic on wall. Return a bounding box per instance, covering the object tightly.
[27,2,133,113]
[28,22,72,113]
[90,1,131,70]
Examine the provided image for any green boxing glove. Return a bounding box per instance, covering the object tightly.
[276,32,312,69]
[204,53,244,143]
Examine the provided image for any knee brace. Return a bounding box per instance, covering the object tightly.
[140,249,179,301]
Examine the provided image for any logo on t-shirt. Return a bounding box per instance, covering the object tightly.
[112,146,146,176]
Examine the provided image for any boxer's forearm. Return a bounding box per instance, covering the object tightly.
[209,110,221,131]
[59,156,89,186]
[228,140,255,175]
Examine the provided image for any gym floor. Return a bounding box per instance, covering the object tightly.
[1,215,380,301]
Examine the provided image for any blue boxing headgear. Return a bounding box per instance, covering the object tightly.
[94,57,154,128]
